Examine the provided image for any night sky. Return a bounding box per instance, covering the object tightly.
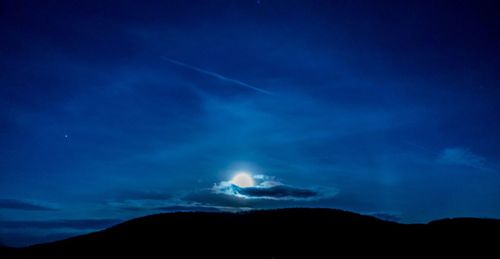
[1,0,500,246]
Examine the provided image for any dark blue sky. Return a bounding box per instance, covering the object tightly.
[1,0,500,246]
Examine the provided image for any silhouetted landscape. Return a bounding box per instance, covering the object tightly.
[1,208,499,258]
[2,2,500,257]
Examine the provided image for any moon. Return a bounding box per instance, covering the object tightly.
[231,172,255,188]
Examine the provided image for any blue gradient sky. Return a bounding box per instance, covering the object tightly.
[1,0,500,246]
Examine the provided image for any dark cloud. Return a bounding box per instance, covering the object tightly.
[0,231,79,248]
[184,179,338,210]
[367,212,403,223]
[183,189,256,208]
[0,219,121,230]
[109,201,222,213]
[103,189,176,212]
[104,189,222,213]
[0,199,56,211]
[156,205,221,212]
[211,175,337,202]
[109,190,172,201]
[182,190,327,211]
[237,185,318,199]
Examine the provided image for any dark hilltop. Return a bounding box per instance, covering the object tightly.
[2,208,499,258]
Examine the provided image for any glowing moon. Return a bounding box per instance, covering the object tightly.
[231,172,255,188]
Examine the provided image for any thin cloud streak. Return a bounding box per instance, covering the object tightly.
[0,199,57,211]
[162,57,275,96]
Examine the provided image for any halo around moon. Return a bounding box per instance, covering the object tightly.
[230,172,255,188]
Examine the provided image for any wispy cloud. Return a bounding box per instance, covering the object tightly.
[437,147,492,171]
[107,200,222,213]
[155,205,221,212]
[0,219,121,230]
[238,185,318,199]
[104,189,224,213]
[366,212,402,222]
[108,190,172,201]
[0,199,57,211]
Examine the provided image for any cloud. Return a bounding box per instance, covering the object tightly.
[0,231,80,248]
[0,219,121,247]
[103,189,176,212]
[104,189,224,213]
[236,185,318,199]
[206,174,337,206]
[437,147,491,171]
[366,212,402,222]
[107,199,170,212]
[108,190,172,201]
[0,219,121,230]
[0,199,57,211]
[98,178,336,214]
[212,174,335,201]
[155,205,221,212]
[109,200,223,213]
[183,189,256,208]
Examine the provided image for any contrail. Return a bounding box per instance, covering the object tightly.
[162,57,274,96]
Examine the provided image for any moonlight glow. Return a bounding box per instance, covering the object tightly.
[230,172,255,188]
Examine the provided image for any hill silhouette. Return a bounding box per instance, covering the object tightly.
[2,208,500,258]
